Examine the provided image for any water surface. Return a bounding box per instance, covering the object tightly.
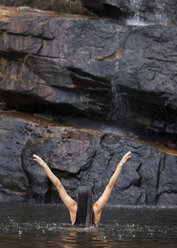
[0,203,176,248]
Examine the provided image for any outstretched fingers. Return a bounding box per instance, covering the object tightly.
[123,151,131,159]
[126,151,131,159]
[33,154,42,163]
[32,154,46,168]
[120,151,131,165]
[33,154,38,161]
[33,154,39,159]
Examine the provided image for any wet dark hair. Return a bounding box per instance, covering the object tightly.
[74,185,93,227]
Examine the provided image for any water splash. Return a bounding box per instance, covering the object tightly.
[0,205,177,248]
[1,218,177,240]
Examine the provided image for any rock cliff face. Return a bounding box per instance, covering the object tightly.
[0,111,177,205]
[0,2,177,205]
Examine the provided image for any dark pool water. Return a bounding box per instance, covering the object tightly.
[0,203,177,248]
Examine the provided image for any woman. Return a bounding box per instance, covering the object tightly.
[33,151,131,227]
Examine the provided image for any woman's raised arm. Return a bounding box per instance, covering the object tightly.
[93,151,131,213]
[33,154,77,213]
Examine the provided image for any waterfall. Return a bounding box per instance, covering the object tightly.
[129,0,142,23]
[126,0,147,26]
[127,0,168,26]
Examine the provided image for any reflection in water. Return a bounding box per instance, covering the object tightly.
[0,230,177,248]
[57,229,104,248]
[0,204,177,248]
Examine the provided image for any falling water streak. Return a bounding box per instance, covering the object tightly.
[108,59,131,125]
[108,59,119,122]
[109,78,120,122]
[108,77,128,125]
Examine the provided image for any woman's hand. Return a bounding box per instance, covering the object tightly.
[33,154,47,168]
[119,151,131,167]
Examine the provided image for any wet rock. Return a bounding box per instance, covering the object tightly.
[0,6,177,140]
[157,155,177,205]
[0,111,177,205]
[113,25,177,137]
[0,6,116,119]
